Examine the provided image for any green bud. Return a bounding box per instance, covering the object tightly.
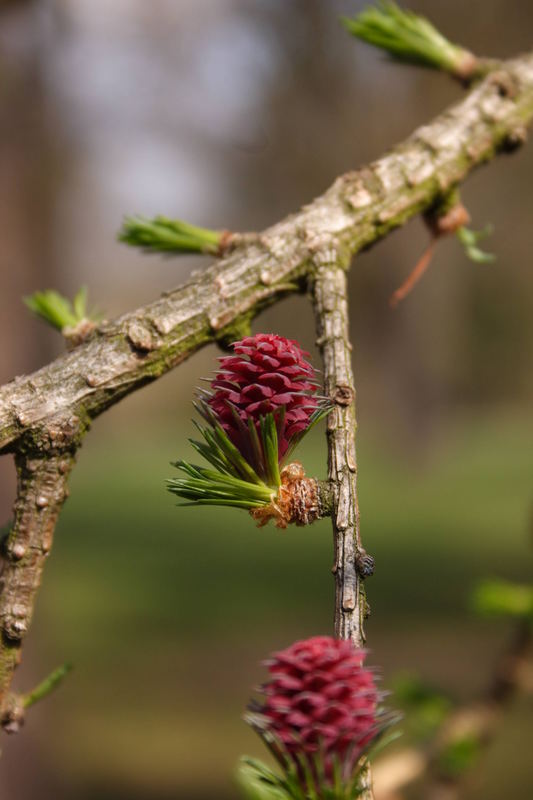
[342,2,477,81]
[118,215,224,255]
[23,286,98,334]
[457,225,496,263]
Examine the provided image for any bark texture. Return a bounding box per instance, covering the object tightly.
[2,54,533,454]
[1,51,533,732]
[0,453,74,715]
[312,255,374,799]
[312,257,368,646]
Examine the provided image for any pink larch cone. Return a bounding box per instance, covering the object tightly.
[252,636,384,787]
[208,334,319,462]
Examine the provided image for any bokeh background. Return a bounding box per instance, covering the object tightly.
[0,0,532,798]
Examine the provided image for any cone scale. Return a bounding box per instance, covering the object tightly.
[208,334,319,463]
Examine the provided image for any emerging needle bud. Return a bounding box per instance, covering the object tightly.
[23,287,99,345]
[343,2,480,83]
[118,215,226,255]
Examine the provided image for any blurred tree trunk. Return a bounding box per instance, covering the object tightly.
[0,3,66,798]
[0,3,60,505]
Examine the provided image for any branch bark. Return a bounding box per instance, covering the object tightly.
[312,256,369,646]
[311,253,374,798]
[0,452,74,727]
[2,53,533,455]
[1,50,533,725]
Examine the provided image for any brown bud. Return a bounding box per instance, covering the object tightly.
[430,202,471,237]
[250,463,320,528]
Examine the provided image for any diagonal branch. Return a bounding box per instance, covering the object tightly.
[2,52,533,455]
[1,49,533,727]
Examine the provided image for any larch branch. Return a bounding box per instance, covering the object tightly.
[311,254,374,799]
[2,53,533,454]
[1,50,533,726]
[0,452,74,728]
[311,257,369,647]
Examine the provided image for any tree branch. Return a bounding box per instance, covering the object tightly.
[1,49,533,725]
[2,53,533,455]
[312,256,370,647]
[311,254,375,798]
[0,452,74,726]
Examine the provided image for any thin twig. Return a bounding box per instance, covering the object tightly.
[389,238,436,307]
[23,663,72,709]
[312,253,374,798]
[312,257,370,646]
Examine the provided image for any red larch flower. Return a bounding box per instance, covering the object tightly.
[207,333,319,463]
[250,636,386,789]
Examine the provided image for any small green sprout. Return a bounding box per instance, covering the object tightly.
[24,286,98,336]
[457,225,496,263]
[23,663,73,710]
[342,2,477,81]
[118,215,225,255]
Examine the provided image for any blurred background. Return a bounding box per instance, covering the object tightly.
[0,0,532,797]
